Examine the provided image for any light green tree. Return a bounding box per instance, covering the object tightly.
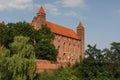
[0,46,10,80]
[0,36,36,80]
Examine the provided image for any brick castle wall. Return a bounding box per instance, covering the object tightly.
[36,60,60,73]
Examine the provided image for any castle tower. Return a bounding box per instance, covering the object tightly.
[77,22,84,58]
[31,6,46,30]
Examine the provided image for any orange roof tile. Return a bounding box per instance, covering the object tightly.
[77,22,84,29]
[37,6,45,14]
[46,21,79,39]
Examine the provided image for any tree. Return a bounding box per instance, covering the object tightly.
[0,36,36,80]
[0,22,35,48]
[54,67,79,80]
[107,42,120,78]
[0,46,10,80]
[34,25,58,61]
[7,22,35,46]
[74,45,112,80]
[85,45,103,61]
[110,42,120,62]
[0,23,9,47]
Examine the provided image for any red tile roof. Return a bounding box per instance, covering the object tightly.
[37,6,45,14]
[46,21,79,39]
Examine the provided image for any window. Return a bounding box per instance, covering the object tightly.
[63,42,66,51]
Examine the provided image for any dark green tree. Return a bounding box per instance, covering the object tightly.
[7,22,35,46]
[110,42,120,62]
[0,22,35,48]
[0,23,9,47]
[74,45,112,80]
[107,42,120,78]
[34,25,58,61]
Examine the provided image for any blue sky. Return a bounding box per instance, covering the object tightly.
[0,0,120,49]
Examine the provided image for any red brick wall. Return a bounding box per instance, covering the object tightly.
[36,60,60,73]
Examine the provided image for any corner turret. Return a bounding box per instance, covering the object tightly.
[77,22,84,58]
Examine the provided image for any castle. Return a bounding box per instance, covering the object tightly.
[0,6,85,73]
[31,6,85,67]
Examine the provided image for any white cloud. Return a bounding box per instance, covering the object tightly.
[43,3,87,20]
[0,0,34,11]
[58,0,87,8]
[44,4,61,15]
[64,11,87,20]
[64,11,79,17]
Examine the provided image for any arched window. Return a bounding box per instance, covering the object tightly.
[63,53,66,62]
[74,45,77,54]
[68,43,70,52]
[63,42,66,52]
[57,46,60,52]
[73,44,76,54]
